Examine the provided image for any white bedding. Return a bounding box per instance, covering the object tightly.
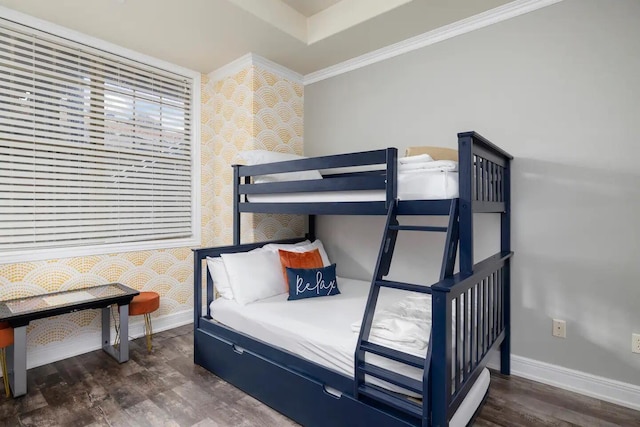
[247,170,458,203]
[211,277,419,390]
[351,294,432,354]
[209,277,489,426]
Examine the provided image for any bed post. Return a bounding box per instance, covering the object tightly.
[206,265,214,319]
[306,215,316,241]
[431,289,452,427]
[193,250,202,331]
[458,134,474,277]
[385,148,398,209]
[500,159,512,375]
[233,164,241,246]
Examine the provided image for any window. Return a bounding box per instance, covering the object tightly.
[0,17,200,263]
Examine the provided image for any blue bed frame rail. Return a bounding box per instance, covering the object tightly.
[232,147,398,244]
[194,131,513,426]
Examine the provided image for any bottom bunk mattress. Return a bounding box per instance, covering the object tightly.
[209,276,489,427]
[247,170,459,203]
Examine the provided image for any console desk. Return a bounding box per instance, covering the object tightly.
[0,283,139,397]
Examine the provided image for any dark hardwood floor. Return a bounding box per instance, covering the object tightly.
[0,325,637,426]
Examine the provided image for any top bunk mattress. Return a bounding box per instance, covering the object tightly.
[247,170,458,203]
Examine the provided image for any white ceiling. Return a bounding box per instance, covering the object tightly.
[281,0,342,17]
[0,0,512,75]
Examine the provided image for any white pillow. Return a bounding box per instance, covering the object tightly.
[221,249,287,306]
[262,239,310,252]
[238,150,323,183]
[205,257,234,300]
[264,239,331,267]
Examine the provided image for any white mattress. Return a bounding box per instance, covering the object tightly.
[247,170,458,203]
[209,277,489,426]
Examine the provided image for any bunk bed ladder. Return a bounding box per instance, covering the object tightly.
[355,199,459,424]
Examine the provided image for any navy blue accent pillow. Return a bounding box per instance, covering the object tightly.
[286,264,340,301]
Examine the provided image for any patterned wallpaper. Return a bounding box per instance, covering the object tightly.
[0,248,192,348]
[205,64,305,246]
[0,62,305,356]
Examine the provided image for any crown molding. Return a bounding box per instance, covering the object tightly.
[251,53,304,83]
[304,0,564,85]
[207,0,563,86]
[207,53,254,82]
[208,53,303,84]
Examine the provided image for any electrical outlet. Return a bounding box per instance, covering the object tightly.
[552,319,566,338]
[633,334,640,354]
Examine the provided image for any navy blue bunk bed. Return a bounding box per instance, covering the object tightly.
[192,131,513,427]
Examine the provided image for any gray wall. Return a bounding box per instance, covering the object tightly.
[304,0,640,385]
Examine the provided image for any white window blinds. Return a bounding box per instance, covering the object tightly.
[0,20,196,258]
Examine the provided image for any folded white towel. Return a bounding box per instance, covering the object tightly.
[398,160,458,172]
[398,154,433,165]
[352,295,432,353]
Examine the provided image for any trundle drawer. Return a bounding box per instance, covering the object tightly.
[195,329,416,427]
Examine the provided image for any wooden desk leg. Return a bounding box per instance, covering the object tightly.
[101,305,130,363]
[7,325,27,397]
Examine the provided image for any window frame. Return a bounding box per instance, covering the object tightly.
[0,6,201,264]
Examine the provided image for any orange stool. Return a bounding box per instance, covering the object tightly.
[129,292,160,353]
[0,322,13,397]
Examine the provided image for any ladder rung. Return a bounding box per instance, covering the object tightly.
[388,225,448,232]
[358,384,422,418]
[376,279,432,294]
[360,341,426,368]
[360,363,423,394]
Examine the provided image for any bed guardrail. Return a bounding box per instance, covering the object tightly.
[430,251,513,426]
[235,148,397,198]
[232,149,398,238]
[237,148,394,182]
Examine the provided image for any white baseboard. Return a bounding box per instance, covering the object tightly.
[487,352,640,411]
[23,309,193,371]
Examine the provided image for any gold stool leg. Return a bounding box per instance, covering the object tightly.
[144,313,153,353]
[1,348,10,397]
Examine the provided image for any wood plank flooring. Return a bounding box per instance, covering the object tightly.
[0,325,637,426]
